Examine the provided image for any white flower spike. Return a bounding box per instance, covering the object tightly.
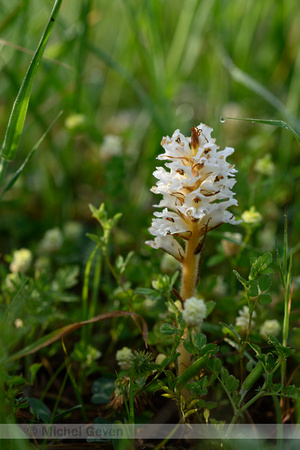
[146,123,241,383]
[146,124,241,262]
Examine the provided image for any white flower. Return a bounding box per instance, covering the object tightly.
[116,347,133,370]
[260,319,280,339]
[5,273,18,290]
[235,306,256,331]
[39,228,63,253]
[65,113,86,131]
[182,297,207,327]
[241,206,262,225]
[146,124,241,260]
[100,135,122,160]
[254,154,275,176]
[14,318,24,328]
[9,248,32,273]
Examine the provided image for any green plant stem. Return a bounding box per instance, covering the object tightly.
[215,372,239,416]
[229,390,265,429]
[81,244,100,344]
[281,214,292,386]
[39,361,66,403]
[87,251,102,342]
[50,370,69,422]
[0,159,8,190]
[243,298,257,354]
[237,228,251,260]
[154,423,181,450]
[273,395,283,450]
[61,340,87,421]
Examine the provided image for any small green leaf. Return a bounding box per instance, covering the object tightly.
[86,233,103,246]
[207,358,222,373]
[160,323,179,335]
[267,335,295,359]
[193,333,207,350]
[247,342,262,356]
[260,268,274,275]
[250,253,273,280]
[259,275,272,292]
[233,270,247,285]
[28,398,52,423]
[248,284,259,297]
[91,377,115,404]
[258,293,272,305]
[200,343,217,356]
[205,300,216,316]
[29,363,42,385]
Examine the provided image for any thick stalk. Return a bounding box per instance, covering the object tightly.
[177,229,200,379]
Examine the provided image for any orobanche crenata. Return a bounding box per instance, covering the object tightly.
[146,123,241,263]
[146,123,241,380]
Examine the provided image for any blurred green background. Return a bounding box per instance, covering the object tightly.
[1,0,300,257]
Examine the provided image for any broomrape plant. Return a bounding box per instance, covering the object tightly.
[147,124,241,378]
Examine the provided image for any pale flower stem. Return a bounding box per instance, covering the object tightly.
[177,231,200,380]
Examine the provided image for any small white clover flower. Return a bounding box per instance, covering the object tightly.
[241,206,262,225]
[9,248,32,274]
[100,134,122,160]
[254,154,275,176]
[235,306,256,331]
[65,113,86,131]
[39,228,63,253]
[182,297,207,327]
[116,347,133,371]
[146,124,241,261]
[5,273,18,290]
[260,319,280,339]
[14,318,24,329]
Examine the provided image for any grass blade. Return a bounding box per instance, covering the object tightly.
[221,117,300,146]
[0,110,63,199]
[0,0,63,163]
[6,310,148,362]
[220,49,300,136]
